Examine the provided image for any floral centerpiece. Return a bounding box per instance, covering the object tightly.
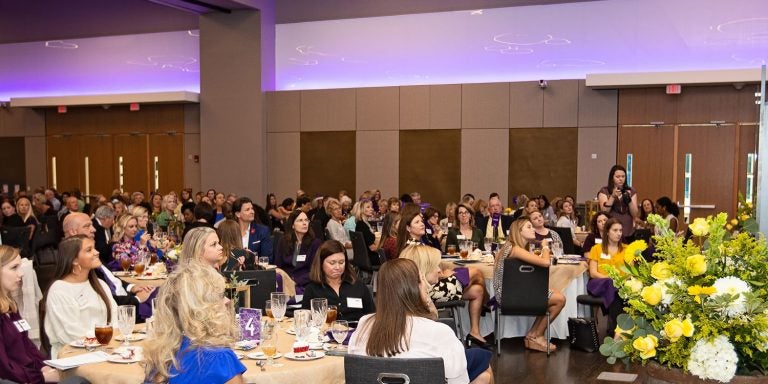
[600,212,768,382]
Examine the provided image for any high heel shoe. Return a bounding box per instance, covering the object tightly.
[524,335,556,353]
[465,334,492,350]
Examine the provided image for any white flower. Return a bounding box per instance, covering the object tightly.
[710,276,751,317]
[687,335,738,383]
[658,278,680,306]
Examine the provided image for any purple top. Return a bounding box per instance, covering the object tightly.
[0,311,45,383]
[274,237,321,289]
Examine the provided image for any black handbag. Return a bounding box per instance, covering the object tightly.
[567,317,599,352]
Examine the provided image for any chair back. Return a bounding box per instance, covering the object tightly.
[500,258,549,316]
[311,220,326,242]
[227,269,277,310]
[376,248,388,264]
[271,230,283,262]
[349,231,372,272]
[344,354,445,384]
[549,226,576,255]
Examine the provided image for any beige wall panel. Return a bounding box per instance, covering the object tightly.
[543,79,579,128]
[184,104,200,134]
[461,83,509,129]
[267,132,300,201]
[24,136,46,189]
[0,107,44,137]
[357,87,399,131]
[356,130,398,199]
[509,81,544,128]
[267,91,300,132]
[577,126,617,203]
[461,129,509,206]
[399,86,429,130]
[430,84,462,129]
[301,89,356,131]
[578,80,618,127]
[183,133,201,192]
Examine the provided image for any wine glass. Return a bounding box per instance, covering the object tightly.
[483,238,493,253]
[261,318,282,367]
[270,292,287,323]
[116,305,136,346]
[258,257,270,270]
[331,320,349,350]
[310,298,328,342]
[293,309,311,342]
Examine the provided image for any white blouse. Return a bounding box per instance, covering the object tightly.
[44,279,118,358]
[349,314,469,384]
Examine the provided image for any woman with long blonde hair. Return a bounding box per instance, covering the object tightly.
[180,227,223,269]
[144,261,245,383]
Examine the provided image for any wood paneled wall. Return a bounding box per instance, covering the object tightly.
[0,137,26,189]
[267,80,619,207]
[300,131,356,198]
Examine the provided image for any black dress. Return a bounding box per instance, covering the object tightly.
[301,279,375,323]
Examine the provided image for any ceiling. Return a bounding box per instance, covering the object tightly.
[1,0,766,100]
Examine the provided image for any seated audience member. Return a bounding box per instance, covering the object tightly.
[555,199,584,251]
[277,198,294,219]
[395,209,427,255]
[446,203,485,251]
[155,193,179,229]
[377,212,400,261]
[0,198,23,227]
[494,218,565,352]
[181,201,215,240]
[637,198,655,229]
[354,200,380,266]
[149,193,163,222]
[476,194,511,243]
[17,196,38,229]
[582,212,610,258]
[587,218,626,336]
[144,262,245,384]
[439,202,457,230]
[343,201,360,234]
[386,197,400,214]
[349,258,493,384]
[232,197,272,261]
[179,227,224,269]
[472,199,488,229]
[0,245,60,382]
[212,192,227,225]
[217,219,252,271]
[44,235,118,358]
[461,193,475,207]
[511,194,529,220]
[302,240,374,323]
[400,244,489,349]
[530,211,564,252]
[324,198,353,259]
[110,215,150,270]
[654,196,680,235]
[92,205,116,265]
[180,202,196,228]
[274,210,321,291]
[422,207,444,250]
[265,193,284,230]
[537,195,557,227]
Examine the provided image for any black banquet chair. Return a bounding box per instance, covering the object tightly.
[344,354,445,384]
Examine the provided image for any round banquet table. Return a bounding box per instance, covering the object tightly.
[60,322,345,384]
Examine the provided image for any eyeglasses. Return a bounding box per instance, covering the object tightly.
[458,211,470,216]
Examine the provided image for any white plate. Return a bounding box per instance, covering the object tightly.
[247,352,281,360]
[285,328,296,335]
[235,352,245,360]
[234,340,260,350]
[284,351,325,361]
[114,333,146,342]
[322,343,346,352]
[107,354,142,364]
[113,271,130,277]
[69,340,101,348]
[136,275,167,280]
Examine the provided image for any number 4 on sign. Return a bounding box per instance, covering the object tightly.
[239,308,262,341]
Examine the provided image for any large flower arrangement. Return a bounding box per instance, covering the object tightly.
[600,212,768,382]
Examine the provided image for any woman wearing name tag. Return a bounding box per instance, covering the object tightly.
[302,240,374,323]
[582,212,610,259]
[586,218,626,337]
[445,203,485,252]
[275,210,321,292]
[0,245,61,383]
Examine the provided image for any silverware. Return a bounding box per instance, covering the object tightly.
[256,360,266,371]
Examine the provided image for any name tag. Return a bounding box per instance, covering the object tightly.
[456,235,466,240]
[347,297,363,308]
[426,229,432,234]
[13,319,31,332]
[297,254,307,262]
[600,253,611,260]
[595,238,603,244]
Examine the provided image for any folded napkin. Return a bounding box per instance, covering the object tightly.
[44,351,110,370]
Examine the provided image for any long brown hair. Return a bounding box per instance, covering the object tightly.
[601,218,625,253]
[44,235,112,323]
[360,258,431,357]
[0,245,20,313]
[395,208,423,256]
[308,240,357,285]
[216,219,242,267]
[378,212,400,248]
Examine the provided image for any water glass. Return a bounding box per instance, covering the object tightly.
[270,292,287,322]
[116,305,136,346]
[331,320,349,346]
[258,256,270,269]
[483,238,493,253]
[293,309,312,342]
[552,242,563,258]
[310,298,328,340]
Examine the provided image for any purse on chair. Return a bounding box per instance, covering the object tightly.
[567,317,599,352]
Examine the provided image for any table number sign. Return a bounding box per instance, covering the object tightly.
[239,308,262,341]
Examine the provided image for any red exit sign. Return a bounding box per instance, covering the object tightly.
[666,84,681,94]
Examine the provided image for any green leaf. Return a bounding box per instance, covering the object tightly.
[615,349,627,358]
[617,314,635,330]
[635,329,647,337]
[599,342,614,356]
[607,356,617,364]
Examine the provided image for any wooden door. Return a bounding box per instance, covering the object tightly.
[79,135,115,197]
[676,124,737,221]
[148,133,184,195]
[617,125,675,203]
[47,135,82,192]
[113,134,149,194]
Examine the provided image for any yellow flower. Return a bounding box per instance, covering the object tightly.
[726,224,733,231]
[632,335,658,359]
[641,285,662,306]
[651,262,672,280]
[730,219,739,226]
[623,240,647,265]
[614,324,635,340]
[624,278,644,293]
[741,214,750,221]
[689,217,709,236]
[747,202,753,209]
[664,319,685,342]
[688,285,717,304]
[681,318,694,337]
[685,254,707,276]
